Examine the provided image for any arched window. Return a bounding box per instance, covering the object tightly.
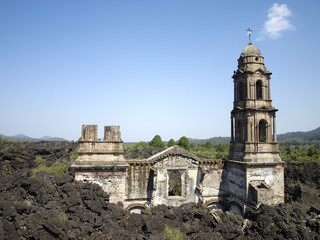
[256,80,263,100]
[235,120,242,142]
[259,120,267,142]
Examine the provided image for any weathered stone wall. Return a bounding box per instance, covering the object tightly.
[81,125,98,141]
[78,142,124,154]
[125,161,150,202]
[75,169,127,203]
[226,163,247,200]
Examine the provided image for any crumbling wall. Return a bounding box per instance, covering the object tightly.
[75,169,127,203]
[225,161,284,209]
[247,164,284,205]
[152,155,200,207]
[199,159,224,205]
[72,125,129,204]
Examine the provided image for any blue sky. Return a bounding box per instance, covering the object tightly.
[0,1,319,142]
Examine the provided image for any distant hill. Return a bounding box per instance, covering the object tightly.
[188,127,320,145]
[0,133,67,142]
[2,127,319,145]
[189,137,230,146]
[277,127,320,142]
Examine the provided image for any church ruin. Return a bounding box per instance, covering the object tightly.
[72,43,284,214]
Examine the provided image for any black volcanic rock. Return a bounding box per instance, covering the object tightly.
[0,141,319,239]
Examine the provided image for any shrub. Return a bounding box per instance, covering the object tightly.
[164,225,184,240]
[16,158,24,163]
[32,159,70,177]
[3,160,11,172]
[69,149,78,162]
[134,141,149,150]
[56,213,68,224]
[35,156,46,166]
[146,207,154,213]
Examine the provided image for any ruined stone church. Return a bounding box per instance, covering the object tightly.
[72,43,284,214]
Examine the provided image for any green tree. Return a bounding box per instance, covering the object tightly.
[216,143,229,152]
[149,135,165,148]
[178,136,190,151]
[134,141,149,150]
[167,139,177,147]
[203,141,213,150]
[189,142,197,151]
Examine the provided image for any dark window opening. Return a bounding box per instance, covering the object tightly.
[238,81,247,101]
[259,120,267,142]
[168,170,182,196]
[235,120,242,142]
[256,80,263,99]
[238,82,243,101]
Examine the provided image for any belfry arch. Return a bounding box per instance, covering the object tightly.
[256,80,263,99]
[259,119,267,142]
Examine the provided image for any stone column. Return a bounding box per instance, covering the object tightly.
[234,82,237,102]
[268,79,271,100]
[231,117,234,142]
[247,79,250,99]
[247,119,251,142]
[273,115,277,141]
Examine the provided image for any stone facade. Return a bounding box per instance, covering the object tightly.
[72,130,224,211]
[72,43,284,214]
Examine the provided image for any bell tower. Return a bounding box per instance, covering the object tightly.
[226,42,284,213]
[229,43,281,163]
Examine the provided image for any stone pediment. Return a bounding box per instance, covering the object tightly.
[146,146,199,165]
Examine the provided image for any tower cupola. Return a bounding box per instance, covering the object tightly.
[237,43,266,70]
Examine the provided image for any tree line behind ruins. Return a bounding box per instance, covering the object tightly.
[1,126,320,164]
[124,133,320,164]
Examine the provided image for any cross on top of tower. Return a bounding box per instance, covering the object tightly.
[246,28,253,44]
